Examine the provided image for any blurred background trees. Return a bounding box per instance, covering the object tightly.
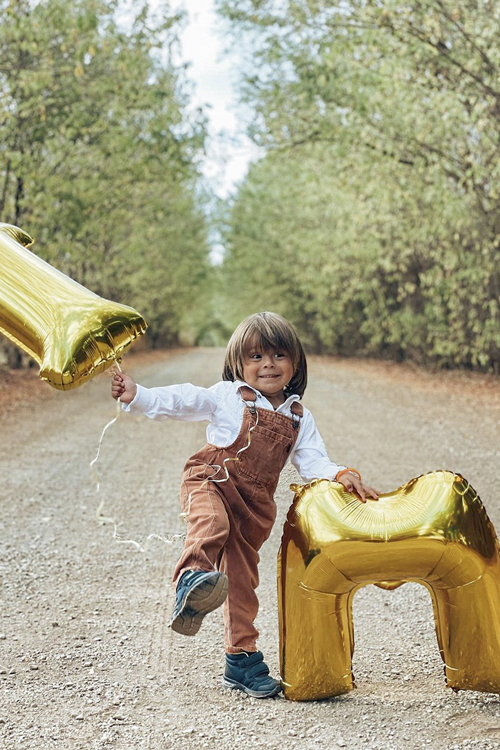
[217,0,500,371]
[1,0,499,372]
[0,0,211,363]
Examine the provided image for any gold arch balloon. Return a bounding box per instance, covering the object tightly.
[279,471,500,701]
[0,223,147,390]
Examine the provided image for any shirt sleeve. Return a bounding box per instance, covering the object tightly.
[121,382,218,422]
[290,409,346,481]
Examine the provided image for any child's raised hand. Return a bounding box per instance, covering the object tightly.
[337,471,379,503]
[111,370,137,404]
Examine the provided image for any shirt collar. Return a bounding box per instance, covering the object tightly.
[233,380,300,412]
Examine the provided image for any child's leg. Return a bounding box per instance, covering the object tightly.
[218,503,277,653]
[173,474,230,584]
[219,534,261,652]
[170,476,231,636]
[219,520,282,698]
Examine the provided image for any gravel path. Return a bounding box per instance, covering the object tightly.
[1,348,500,749]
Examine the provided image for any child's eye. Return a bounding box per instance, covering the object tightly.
[251,353,262,360]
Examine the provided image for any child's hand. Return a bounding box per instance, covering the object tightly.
[337,472,379,503]
[111,370,137,404]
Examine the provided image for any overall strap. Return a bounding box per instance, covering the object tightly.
[239,385,257,413]
[239,385,303,427]
[290,400,303,429]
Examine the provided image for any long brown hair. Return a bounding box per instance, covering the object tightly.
[222,312,307,398]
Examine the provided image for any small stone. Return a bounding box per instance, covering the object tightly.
[183,727,195,734]
[75,715,84,721]
[51,622,59,628]
[29,665,39,671]
[0,634,6,640]
[337,742,347,748]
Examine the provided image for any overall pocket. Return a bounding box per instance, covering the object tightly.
[236,423,293,486]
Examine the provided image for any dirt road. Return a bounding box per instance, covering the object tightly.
[1,348,500,749]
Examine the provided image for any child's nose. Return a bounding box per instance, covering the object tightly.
[262,354,275,367]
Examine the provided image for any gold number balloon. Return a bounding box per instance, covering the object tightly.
[0,223,147,390]
[279,471,500,700]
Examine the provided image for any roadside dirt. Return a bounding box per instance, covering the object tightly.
[1,348,500,749]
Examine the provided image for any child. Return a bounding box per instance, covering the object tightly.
[111,311,378,698]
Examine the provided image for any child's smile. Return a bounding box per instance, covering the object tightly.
[242,347,294,407]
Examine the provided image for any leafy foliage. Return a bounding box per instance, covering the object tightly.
[217,0,500,371]
[0,0,210,360]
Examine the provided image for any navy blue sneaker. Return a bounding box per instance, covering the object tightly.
[170,569,228,636]
[223,651,282,698]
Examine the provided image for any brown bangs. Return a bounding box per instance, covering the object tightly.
[222,311,308,398]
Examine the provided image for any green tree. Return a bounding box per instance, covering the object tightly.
[1,0,211,364]
[217,0,500,371]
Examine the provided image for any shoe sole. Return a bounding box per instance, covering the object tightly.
[222,676,282,698]
[170,572,228,636]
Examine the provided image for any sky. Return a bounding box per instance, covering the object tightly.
[171,0,261,200]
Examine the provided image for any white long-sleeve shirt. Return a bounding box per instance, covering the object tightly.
[123,379,346,482]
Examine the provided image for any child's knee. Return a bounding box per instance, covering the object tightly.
[211,510,231,542]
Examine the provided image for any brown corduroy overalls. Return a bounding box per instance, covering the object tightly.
[172,386,303,654]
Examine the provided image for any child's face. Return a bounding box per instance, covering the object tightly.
[242,343,295,405]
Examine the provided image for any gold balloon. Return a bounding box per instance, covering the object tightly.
[0,223,147,390]
[279,471,500,700]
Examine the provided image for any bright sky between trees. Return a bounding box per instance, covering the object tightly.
[172,0,260,199]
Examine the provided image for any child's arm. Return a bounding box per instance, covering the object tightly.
[111,372,137,404]
[110,370,218,421]
[336,470,379,503]
[290,409,379,502]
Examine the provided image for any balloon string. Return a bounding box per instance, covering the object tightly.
[90,374,259,553]
[90,398,122,524]
[89,359,190,551]
[90,358,135,526]
[111,525,186,553]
